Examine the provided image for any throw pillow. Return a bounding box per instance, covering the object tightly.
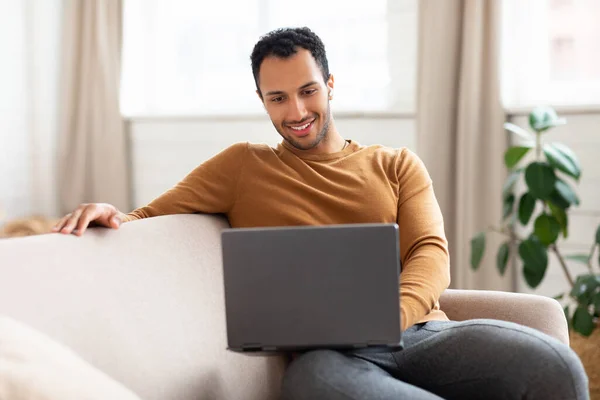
[0,316,141,400]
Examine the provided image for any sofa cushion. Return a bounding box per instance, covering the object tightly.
[0,316,141,400]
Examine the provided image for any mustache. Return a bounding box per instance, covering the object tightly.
[284,115,316,126]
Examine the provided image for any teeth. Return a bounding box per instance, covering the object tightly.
[291,122,311,130]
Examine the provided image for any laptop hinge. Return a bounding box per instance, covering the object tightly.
[367,340,389,347]
[242,343,263,351]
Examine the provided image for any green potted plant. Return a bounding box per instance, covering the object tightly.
[470,106,600,337]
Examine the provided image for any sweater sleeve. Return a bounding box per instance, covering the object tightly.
[396,148,450,331]
[123,142,248,221]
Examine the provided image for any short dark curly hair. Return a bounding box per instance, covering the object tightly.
[250,27,330,96]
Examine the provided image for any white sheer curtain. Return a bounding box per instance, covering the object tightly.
[0,0,62,221]
[57,0,130,214]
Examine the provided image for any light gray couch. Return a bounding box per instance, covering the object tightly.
[0,214,569,399]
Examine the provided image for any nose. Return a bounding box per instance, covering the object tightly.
[286,96,308,123]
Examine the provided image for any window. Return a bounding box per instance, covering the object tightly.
[501,0,600,108]
[120,0,416,117]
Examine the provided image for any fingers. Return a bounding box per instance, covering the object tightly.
[51,214,71,233]
[51,203,121,236]
[75,207,97,236]
[52,204,88,235]
[59,207,84,235]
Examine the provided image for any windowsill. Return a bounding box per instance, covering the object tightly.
[123,104,600,123]
[123,110,416,123]
[505,104,600,117]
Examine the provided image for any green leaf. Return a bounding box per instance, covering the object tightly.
[573,306,595,337]
[554,179,580,206]
[548,189,571,209]
[565,254,590,265]
[502,170,521,198]
[551,142,582,182]
[553,293,564,301]
[570,275,600,305]
[596,225,600,245]
[543,143,581,181]
[533,214,561,246]
[594,292,600,315]
[529,106,567,132]
[523,265,545,288]
[504,146,533,169]
[548,202,568,238]
[519,236,548,288]
[564,305,571,328]
[504,122,536,142]
[496,242,510,276]
[525,162,556,199]
[470,232,486,270]
[518,192,536,226]
[503,194,515,220]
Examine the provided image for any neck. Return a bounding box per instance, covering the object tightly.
[298,121,346,155]
[321,128,346,154]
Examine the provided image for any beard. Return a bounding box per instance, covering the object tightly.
[275,101,331,151]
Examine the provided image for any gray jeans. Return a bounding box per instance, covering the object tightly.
[280,319,589,400]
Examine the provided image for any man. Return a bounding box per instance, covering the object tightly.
[54,27,588,399]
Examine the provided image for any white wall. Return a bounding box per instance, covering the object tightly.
[129,114,416,208]
[0,0,62,221]
[509,111,600,298]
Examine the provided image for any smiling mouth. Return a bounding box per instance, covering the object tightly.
[286,119,315,136]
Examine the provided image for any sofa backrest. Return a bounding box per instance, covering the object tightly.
[0,214,285,399]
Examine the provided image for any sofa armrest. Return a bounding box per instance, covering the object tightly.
[439,289,569,345]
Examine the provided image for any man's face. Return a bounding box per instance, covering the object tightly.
[257,49,334,152]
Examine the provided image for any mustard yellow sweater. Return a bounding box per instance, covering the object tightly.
[125,140,451,330]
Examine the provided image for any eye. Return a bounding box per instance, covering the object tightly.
[302,89,317,96]
[271,96,284,103]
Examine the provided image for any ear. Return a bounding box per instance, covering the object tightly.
[327,74,335,99]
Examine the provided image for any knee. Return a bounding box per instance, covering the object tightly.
[533,337,589,397]
[508,327,586,382]
[469,322,588,398]
[280,350,344,400]
[282,350,342,385]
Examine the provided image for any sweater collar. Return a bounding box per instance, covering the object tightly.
[279,139,360,161]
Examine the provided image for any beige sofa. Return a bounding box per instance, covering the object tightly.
[0,214,569,399]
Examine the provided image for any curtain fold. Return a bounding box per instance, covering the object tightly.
[57,0,130,214]
[417,0,514,291]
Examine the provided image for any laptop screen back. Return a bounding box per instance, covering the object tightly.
[221,223,401,352]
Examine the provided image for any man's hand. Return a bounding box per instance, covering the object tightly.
[52,203,124,236]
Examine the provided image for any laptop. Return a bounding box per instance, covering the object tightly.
[220,223,403,353]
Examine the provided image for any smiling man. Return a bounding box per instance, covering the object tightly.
[54,27,588,399]
[253,39,342,154]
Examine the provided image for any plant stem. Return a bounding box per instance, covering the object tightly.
[488,226,509,237]
[488,225,523,242]
[550,244,575,288]
[588,243,597,273]
[536,132,542,161]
